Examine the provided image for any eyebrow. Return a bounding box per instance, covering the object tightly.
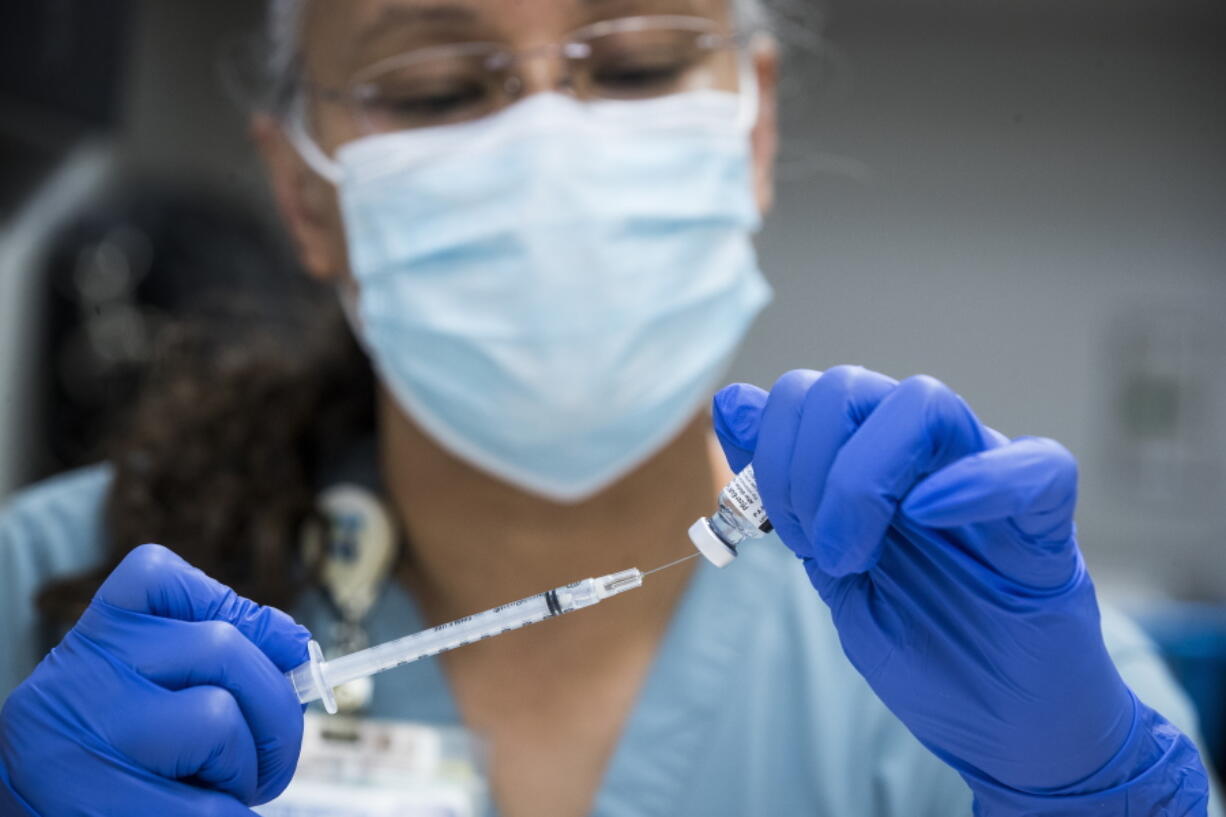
[580,0,709,13]
[358,3,480,45]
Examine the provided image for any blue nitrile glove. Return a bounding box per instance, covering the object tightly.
[0,544,309,817]
[714,367,1210,816]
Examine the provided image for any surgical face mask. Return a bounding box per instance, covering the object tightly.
[322,87,772,502]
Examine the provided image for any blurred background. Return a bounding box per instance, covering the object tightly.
[1,0,1224,770]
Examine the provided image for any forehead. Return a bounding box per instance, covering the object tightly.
[301,0,735,73]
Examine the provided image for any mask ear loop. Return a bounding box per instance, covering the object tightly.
[734,38,763,134]
[285,91,345,185]
[337,279,366,336]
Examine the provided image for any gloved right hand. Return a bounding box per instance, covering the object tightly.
[0,544,310,816]
[712,369,1210,814]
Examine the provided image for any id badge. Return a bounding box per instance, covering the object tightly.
[256,712,489,817]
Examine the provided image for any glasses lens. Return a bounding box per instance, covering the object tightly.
[575,20,726,100]
[351,45,508,132]
[340,19,732,134]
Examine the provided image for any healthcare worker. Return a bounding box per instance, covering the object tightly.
[0,0,1219,815]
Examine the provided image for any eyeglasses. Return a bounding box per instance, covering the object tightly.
[293,15,745,135]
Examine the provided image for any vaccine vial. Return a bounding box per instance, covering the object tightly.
[688,465,773,567]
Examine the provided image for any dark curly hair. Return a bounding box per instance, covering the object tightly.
[36,287,375,638]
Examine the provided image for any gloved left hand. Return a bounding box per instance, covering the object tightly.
[0,544,310,816]
[713,367,1209,814]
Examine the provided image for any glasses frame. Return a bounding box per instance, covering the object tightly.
[288,14,747,139]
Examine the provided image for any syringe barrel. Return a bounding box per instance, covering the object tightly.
[286,571,644,713]
[323,589,558,690]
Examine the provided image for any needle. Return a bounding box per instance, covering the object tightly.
[643,552,700,577]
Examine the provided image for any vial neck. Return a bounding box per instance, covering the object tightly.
[710,505,757,549]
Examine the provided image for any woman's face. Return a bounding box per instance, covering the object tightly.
[256,0,778,282]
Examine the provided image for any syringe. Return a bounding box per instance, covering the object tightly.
[288,568,644,713]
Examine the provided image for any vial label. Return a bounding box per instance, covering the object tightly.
[724,465,771,532]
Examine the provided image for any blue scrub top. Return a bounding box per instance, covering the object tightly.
[1,464,1221,816]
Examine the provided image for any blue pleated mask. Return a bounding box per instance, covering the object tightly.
[332,89,772,502]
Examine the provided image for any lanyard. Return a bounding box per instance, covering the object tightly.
[302,483,399,713]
